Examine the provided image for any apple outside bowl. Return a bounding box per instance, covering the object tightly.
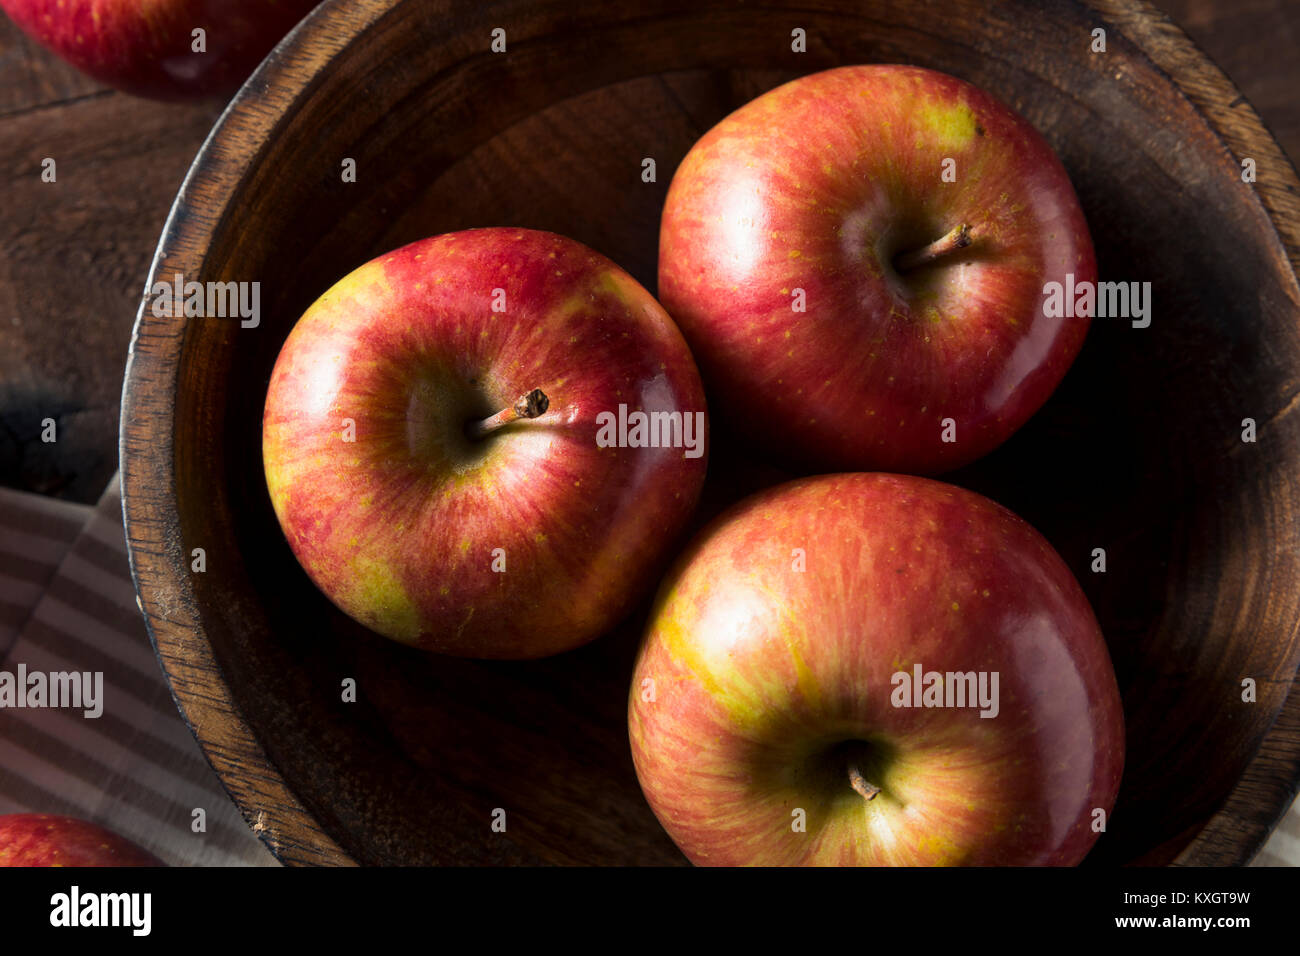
[120,0,1300,865]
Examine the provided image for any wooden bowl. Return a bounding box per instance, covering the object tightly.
[120,0,1300,865]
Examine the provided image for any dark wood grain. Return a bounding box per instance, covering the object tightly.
[1090,0,1300,865]
[0,21,223,500]
[111,0,1300,866]
[0,19,102,115]
[1154,0,1300,163]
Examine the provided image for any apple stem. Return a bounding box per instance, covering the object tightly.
[894,222,973,273]
[467,388,550,439]
[848,763,882,802]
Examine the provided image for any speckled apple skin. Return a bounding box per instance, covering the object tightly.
[264,228,709,659]
[659,65,1096,474]
[630,474,1124,866]
[0,814,162,867]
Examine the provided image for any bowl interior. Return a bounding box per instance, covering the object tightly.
[136,0,1300,864]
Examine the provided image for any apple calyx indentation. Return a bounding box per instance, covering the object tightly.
[467,388,550,440]
[893,222,973,274]
[848,762,882,802]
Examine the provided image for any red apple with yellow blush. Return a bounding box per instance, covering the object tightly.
[263,228,709,659]
[659,64,1096,474]
[629,473,1124,865]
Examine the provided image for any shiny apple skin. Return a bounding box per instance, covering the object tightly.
[264,228,709,659]
[0,814,162,866]
[629,473,1124,866]
[0,0,318,100]
[659,65,1096,474]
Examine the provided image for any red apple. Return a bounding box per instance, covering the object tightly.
[0,814,161,866]
[659,64,1096,474]
[629,473,1124,865]
[0,0,319,100]
[264,228,709,659]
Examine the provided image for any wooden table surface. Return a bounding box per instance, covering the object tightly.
[0,0,1296,502]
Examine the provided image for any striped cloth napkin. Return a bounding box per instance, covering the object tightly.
[0,476,276,866]
[0,474,1295,866]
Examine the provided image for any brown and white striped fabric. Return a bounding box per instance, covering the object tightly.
[1252,806,1300,866]
[0,476,276,866]
[0,489,86,658]
[0,474,1296,866]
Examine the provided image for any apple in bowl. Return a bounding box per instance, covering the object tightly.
[659,65,1096,474]
[263,228,708,659]
[628,473,1124,865]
